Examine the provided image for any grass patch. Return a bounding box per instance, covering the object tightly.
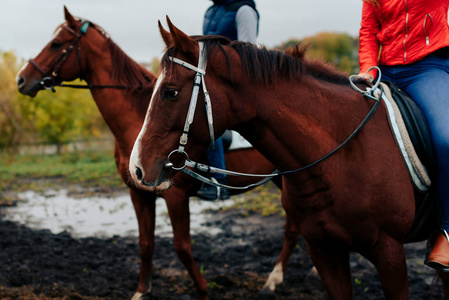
[1,150,285,218]
[0,150,123,193]
[225,181,285,217]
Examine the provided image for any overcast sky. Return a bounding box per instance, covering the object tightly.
[1,0,363,63]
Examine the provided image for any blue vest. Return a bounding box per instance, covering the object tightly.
[203,0,259,41]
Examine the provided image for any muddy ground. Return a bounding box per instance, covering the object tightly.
[0,185,445,300]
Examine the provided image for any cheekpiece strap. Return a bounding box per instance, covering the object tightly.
[168,42,213,153]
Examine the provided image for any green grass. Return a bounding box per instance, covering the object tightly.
[225,181,285,217]
[0,150,124,194]
[0,150,285,217]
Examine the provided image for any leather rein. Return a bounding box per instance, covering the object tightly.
[29,21,128,92]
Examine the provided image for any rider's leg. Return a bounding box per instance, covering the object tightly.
[381,52,449,269]
[197,137,230,200]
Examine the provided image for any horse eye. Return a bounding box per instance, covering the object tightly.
[51,41,62,49]
[162,89,179,100]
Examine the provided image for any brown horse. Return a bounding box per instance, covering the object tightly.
[16,7,299,299]
[129,18,449,299]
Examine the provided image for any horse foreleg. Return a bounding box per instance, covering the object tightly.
[165,187,209,300]
[262,216,299,292]
[307,242,353,300]
[368,234,408,300]
[129,189,157,300]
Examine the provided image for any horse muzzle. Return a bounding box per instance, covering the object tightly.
[132,164,172,193]
[17,76,42,97]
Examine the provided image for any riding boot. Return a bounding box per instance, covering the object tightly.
[196,178,231,201]
[218,178,230,200]
[425,230,449,271]
[196,182,218,200]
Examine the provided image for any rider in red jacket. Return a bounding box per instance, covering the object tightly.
[359,0,449,77]
[359,0,449,272]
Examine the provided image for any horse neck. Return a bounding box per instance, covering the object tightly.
[82,42,153,155]
[232,76,368,173]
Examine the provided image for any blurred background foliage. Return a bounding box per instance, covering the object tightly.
[276,32,358,75]
[0,51,107,153]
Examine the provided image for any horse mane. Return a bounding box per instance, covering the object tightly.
[162,36,350,86]
[88,23,156,98]
[194,36,305,85]
[106,38,155,94]
[285,44,350,85]
[230,40,350,85]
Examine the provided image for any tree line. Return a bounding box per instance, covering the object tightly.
[0,32,359,153]
[276,32,359,75]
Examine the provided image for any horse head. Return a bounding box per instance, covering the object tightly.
[17,6,108,96]
[129,17,248,192]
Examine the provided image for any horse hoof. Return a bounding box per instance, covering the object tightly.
[131,292,150,300]
[306,266,319,279]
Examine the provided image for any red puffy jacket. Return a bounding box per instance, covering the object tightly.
[359,0,449,75]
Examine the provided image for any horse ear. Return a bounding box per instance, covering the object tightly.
[158,20,173,47]
[64,6,76,27]
[165,16,198,54]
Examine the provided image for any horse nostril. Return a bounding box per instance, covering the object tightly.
[17,76,25,89]
[135,167,143,181]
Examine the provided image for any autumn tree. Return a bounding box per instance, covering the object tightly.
[0,51,107,153]
[29,87,106,153]
[277,32,359,75]
[0,51,33,149]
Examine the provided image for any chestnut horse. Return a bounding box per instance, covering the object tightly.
[16,7,299,300]
[129,19,449,299]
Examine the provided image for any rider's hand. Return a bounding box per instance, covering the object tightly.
[358,72,374,83]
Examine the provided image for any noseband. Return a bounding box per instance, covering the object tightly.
[165,45,383,190]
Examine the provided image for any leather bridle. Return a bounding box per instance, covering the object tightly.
[164,44,382,190]
[29,21,127,92]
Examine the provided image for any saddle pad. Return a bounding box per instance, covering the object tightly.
[228,131,253,150]
[377,82,431,191]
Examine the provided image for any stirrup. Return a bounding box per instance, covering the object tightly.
[424,260,449,273]
[424,230,449,272]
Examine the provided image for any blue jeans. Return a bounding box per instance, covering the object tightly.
[380,50,449,230]
[206,137,226,180]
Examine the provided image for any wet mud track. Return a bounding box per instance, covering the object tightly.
[0,208,445,299]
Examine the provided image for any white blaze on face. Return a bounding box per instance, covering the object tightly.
[129,69,165,182]
[16,62,29,85]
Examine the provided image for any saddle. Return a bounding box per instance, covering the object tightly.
[380,80,440,242]
[222,130,253,152]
